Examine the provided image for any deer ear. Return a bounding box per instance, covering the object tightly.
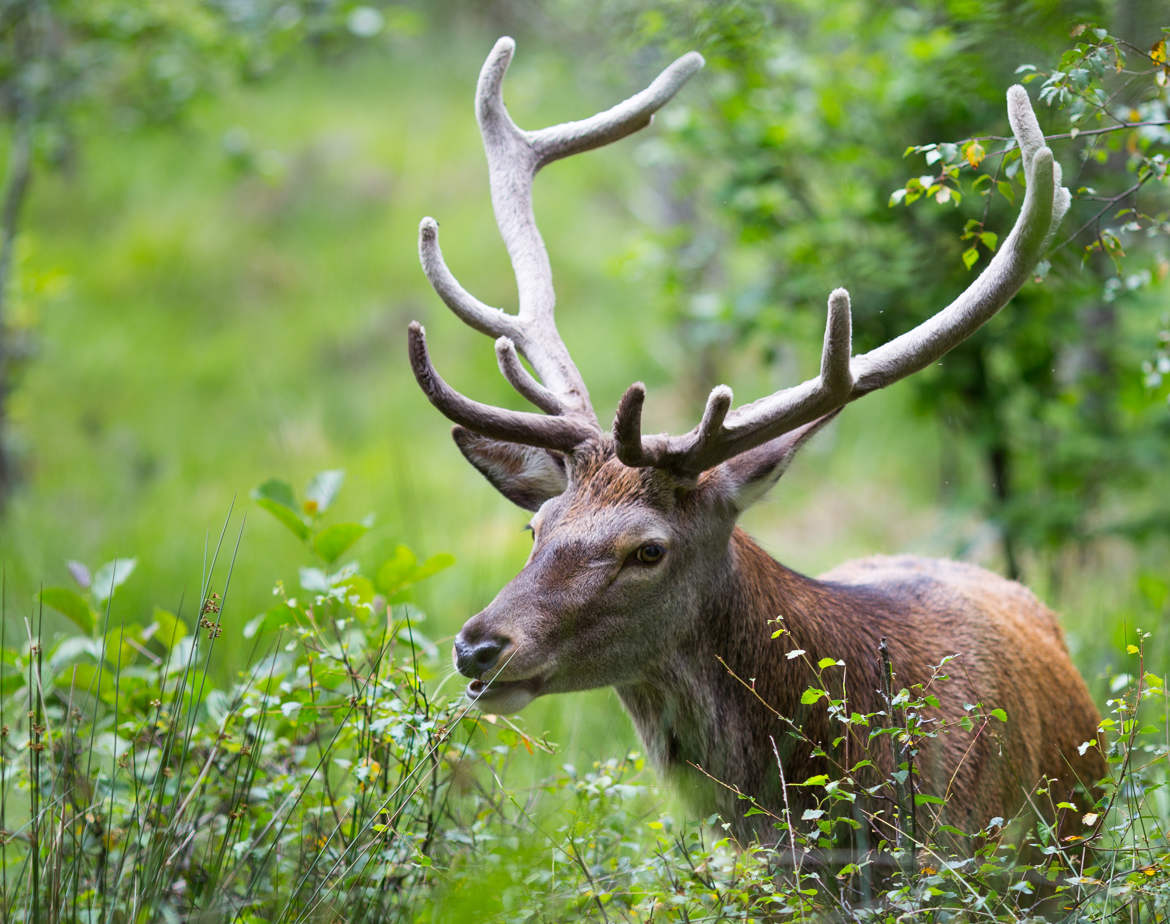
[452,427,568,511]
[715,411,840,513]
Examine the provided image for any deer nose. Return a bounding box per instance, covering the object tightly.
[454,633,507,677]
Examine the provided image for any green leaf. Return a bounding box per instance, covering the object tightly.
[990,708,1008,722]
[376,544,416,594]
[979,231,999,251]
[255,498,310,540]
[412,552,456,583]
[305,470,345,514]
[961,247,979,270]
[243,603,297,639]
[253,477,298,511]
[93,558,137,604]
[800,688,826,706]
[312,522,368,564]
[996,179,1015,204]
[816,656,842,669]
[148,607,187,650]
[39,587,97,634]
[100,623,143,669]
[253,479,310,539]
[376,546,455,600]
[914,793,946,806]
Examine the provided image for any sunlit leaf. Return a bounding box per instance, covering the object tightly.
[255,498,310,540]
[253,479,310,539]
[313,522,368,564]
[148,607,187,650]
[93,558,137,604]
[39,587,97,634]
[305,470,345,513]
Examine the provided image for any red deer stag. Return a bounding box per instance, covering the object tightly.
[407,37,1105,844]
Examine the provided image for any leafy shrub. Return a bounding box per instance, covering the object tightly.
[5,471,1169,920]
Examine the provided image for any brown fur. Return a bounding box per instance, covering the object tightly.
[454,441,1105,846]
[622,534,1104,842]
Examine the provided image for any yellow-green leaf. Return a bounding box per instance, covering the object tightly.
[39,587,97,634]
[312,522,368,564]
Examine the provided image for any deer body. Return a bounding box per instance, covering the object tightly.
[407,38,1104,845]
[623,532,1104,841]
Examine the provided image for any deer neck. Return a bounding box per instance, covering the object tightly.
[616,527,844,833]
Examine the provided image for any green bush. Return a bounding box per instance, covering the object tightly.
[5,472,1169,920]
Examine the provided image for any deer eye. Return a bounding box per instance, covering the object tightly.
[634,542,666,565]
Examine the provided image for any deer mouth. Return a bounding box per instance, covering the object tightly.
[466,675,544,714]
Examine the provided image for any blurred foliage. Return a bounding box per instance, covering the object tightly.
[0,0,425,505]
[544,0,1170,581]
[10,501,1170,918]
[0,3,1169,917]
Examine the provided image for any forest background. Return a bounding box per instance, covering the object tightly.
[1,0,1168,919]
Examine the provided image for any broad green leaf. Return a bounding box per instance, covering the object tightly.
[305,470,344,514]
[337,575,377,606]
[800,688,826,705]
[0,667,23,696]
[100,624,143,669]
[979,231,999,251]
[55,662,118,702]
[48,635,100,676]
[313,522,368,564]
[376,545,417,595]
[255,498,310,540]
[92,558,137,604]
[243,604,297,639]
[961,246,979,270]
[412,553,455,583]
[148,607,187,650]
[39,587,97,634]
[989,707,1008,722]
[252,477,298,511]
[914,793,946,806]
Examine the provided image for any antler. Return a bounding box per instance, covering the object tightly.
[409,37,704,452]
[614,85,1071,475]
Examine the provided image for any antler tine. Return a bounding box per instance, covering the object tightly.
[408,322,593,451]
[617,85,1067,477]
[411,37,704,458]
[475,36,703,416]
[418,217,519,341]
[495,337,564,415]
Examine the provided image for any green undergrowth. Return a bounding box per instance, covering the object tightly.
[0,474,1165,921]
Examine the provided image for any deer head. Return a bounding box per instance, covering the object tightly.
[407,37,1070,716]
